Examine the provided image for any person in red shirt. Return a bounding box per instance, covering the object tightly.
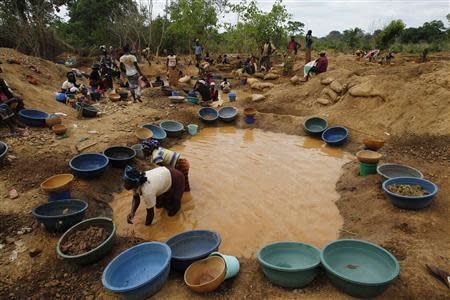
[315,51,328,73]
[287,36,300,55]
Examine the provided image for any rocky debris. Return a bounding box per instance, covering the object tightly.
[247,78,259,86]
[29,248,42,257]
[321,87,338,102]
[253,72,265,79]
[251,82,274,91]
[321,77,334,85]
[349,81,384,99]
[330,80,344,94]
[9,189,19,199]
[290,75,300,85]
[251,94,266,102]
[316,98,331,105]
[60,226,109,256]
[263,73,279,80]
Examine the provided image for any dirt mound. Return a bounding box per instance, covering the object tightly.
[61,226,109,255]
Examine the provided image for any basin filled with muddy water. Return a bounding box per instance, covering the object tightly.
[112,127,352,257]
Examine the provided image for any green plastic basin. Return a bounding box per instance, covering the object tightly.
[257,242,321,288]
[321,239,400,298]
[57,217,116,265]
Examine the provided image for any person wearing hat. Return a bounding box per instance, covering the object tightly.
[89,63,102,92]
[123,165,186,225]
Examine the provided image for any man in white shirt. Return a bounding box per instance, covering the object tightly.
[61,71,80,93]
[119,44,147,102]
[123,165,186,225]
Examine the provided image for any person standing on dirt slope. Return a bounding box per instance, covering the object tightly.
[123,165,185,225]
[141,139,191,192]
[288,36,300,55]
[260,40,275,71]
[100,45,115,90]
[305,30,313,64]
[119,44,147,102]
[166,49,178,87]
[89,64,102,92]
[193,39,202,67]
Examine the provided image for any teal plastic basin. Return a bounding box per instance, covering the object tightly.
[304,116,328,136]
[321,239,400,298]
[257,242,321,288]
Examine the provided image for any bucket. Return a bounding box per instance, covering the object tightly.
[228,92,236,102]
[359,162,378,176]
[48,190,71,202]
[132,144,145,159]
[187,124,198,136]
[244,115,254,124]
[172,91,180,97]
[209,252,240,280]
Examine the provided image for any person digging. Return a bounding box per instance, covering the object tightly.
[123,165,185,226]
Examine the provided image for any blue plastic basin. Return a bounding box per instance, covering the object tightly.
[166,230,221,272]
[32,199,88,232]
[159,120,184,138]
[103,146,136,168]
[0,141,8,161]
[377,163,423,182]
[218,106,238,123]
[142,124,167,141]
[322,126,348,146]
[198,107,219,123]
[19,109,49,127]
[102,242,171,299]
[382,177,438,210]
[257,242,321,288]
[69,153,109,179]
[321,239,400,298]
[304,117,328,136]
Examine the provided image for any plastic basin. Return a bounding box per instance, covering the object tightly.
[57,217,116,265]
[304,117,328,136]
[81,105,98,118]
[188,124,198,136]
[322,126,348,146]
[198,107,219,124]
[356,150,382,164]
[184,256,226,293]
[69,153,109,179]
[32,199,88,232]
[359,162,378,176]
[321,239,400,298]
[244,108,256,117]
[169,96,185,103]
[159,120,184,138]
[377,163,423,182]
[210,252,240,280]
[166,230,221,272]
[103,146,136,168]
[142,124,167,141]
[40,174,74,193]
[228,92,236,102]
[19,109,49,127]
[218,106,238,123]
[187,96,199,105]
[102,242,171,300]
[382,177,438,210]
[257,242,321,288]
[244,115,255,124]
[132,144,145,159]
[363,138,385,151]
[0,141,8,161]
[135,127,153,140]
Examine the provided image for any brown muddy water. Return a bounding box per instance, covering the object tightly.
[112,127,352,257]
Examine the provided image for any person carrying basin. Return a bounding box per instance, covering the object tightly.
[123,165,185,226]
[141,139,191,192]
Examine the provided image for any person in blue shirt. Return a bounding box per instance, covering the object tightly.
[193,39,202,67]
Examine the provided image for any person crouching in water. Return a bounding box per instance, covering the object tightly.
[141,139,190,191]
[123,165,186,225]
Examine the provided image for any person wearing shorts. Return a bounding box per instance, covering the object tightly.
[119,44,147,102]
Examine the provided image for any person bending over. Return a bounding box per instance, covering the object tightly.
[123,165,185,226]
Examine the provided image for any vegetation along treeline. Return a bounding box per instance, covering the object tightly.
[0,0,449,59]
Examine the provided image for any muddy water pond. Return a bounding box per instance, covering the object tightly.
[112,127,352,257]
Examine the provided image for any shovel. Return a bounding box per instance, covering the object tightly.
[426,264,450,289]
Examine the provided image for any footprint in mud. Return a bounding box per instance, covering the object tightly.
[381,240,408,261]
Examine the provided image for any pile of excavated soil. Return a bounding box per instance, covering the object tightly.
[60,226,109,256]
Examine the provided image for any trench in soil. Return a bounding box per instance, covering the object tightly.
[112,127,353,257]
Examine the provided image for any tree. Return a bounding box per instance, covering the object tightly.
[342,27,364,50]
[375,19,405,49]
